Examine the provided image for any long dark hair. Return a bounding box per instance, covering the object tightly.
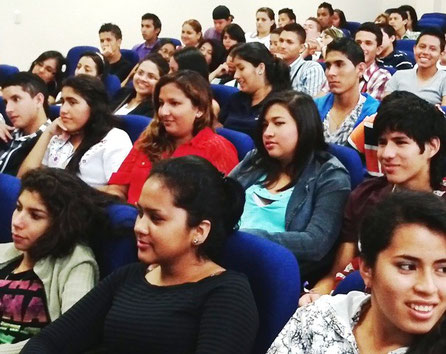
[77,51,110,83]
[29,50,66,96]
[231,42,290,92]
[62,75,118,173]
[247,91,327,190]
[199,39,226,72]
[173,47,209,80]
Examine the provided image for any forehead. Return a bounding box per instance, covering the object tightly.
[160,43,175,51]
[256,11,270,19]
[142,19,154,26]
[280,30,300,42]
[3,85,30,98]
[304,20,317,28]
[417,34,441,48]
[201,42,213,50]
[99,31,117,40]
[182,23,194,31]
[265,103,293,119]
[140,176,176,208]
[389,13,403,20]
[19,189,47,210]
[355,30,378,43]
[61,86,87,101]
[379,130,415,141]
[325,50,353,65]
[39,58,58,68]
[214,18,227,23]
[79,56,96,66]
[317,8,329,15]
[139,60,159,73]
[159,82,187,98]
[279,13,290,19]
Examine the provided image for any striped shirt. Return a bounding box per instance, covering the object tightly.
[359,61,391,101]
[289,57,326,97]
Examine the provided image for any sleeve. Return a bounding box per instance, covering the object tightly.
[195,274,259,354]
[441,74,446,98]
[41,137,54,166]
[102,129,133,181]
[347,121,365,154]
[205,137,239,175]
[241,166,351,262]
[303,64,327,97]
[21,266,131,354]
[107,145,140,185]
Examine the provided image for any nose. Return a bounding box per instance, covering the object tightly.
[11,210,24,230]
[380,142,396,159]
[158,103,170,117]
[326,65,337,77]
[414,269,437,295]
[134,215,149,236]
[5,101,14,115]
[263,123,274,137]
[60,101,69,115]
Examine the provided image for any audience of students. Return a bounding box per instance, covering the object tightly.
[22,156,258,354]
[315,38,380,145]
[132,13,162,60]
[245,7,276,49]
[203,5,232,42]
[106,70,238,204]
[98,23,133,82]
[270,191,446,353]
[181,19,202,47]
[219,42,290,138]
[0,167,108,352]
[386,28,446,105]
[230,91,350,284]
[0,73,50,176]
[377,23,414,70]
[18,75,132,188]
[355,22,391,101]
[111,53,169,117]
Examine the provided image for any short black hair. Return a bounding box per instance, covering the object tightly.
[278,8,296,22]
[399,5,418,29]
[326,37,365,66]
[318,2,334,15]
[374,91,446,189]
[173,47,209,80]
[416,28,446,52]
[99,23,122,40]
[282,23,306,43]
[360,190,446,267]
[142,13,161,30]
[356,22,383,46]
[388,8,408,21]
[3,72,49,114]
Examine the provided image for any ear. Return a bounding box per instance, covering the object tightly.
[426,137,441,158]
[34,92,45,107]
[356,62,367,77]
[155,27,161,36]
[257,62,266,75]
[390,35,396,43]
[191,220,211,246]
[359,257,373,290]
[195,110,203,118]
[117,38,122,46]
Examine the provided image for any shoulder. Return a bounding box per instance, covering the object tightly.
[57,244,97,268]
[0,243,21,265]
[361,94,380,113]
[200,270,253,296]
[314,93,334,109]
[104,127,131,140]
[351,177,390,201]
[314,151,351,186]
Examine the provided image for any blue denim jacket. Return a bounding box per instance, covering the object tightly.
[229,150,351,280]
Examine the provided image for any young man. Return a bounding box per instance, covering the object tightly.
[132,13,162,60]
[279,23,326,96]
[317,2,333,30]
[203,5,232,41]
[386,28,446,105]
[388,7,419,40]
[300,91,446,304]
[277,8,296,28]
[303,17,321,41]
[314,38,380,145]
[376,24,413,70]
[0,72,50,176]
[355,22,391,101]
[98,23,132,82]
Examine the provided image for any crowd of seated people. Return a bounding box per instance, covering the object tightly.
[0,2,446,353]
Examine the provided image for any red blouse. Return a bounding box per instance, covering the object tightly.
[108,128,239,204]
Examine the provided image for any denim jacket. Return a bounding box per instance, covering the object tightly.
[229,150,351,280]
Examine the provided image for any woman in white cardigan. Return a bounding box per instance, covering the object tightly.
[0,167,113,353]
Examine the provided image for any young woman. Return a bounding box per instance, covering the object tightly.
[0,167,104,352]
[111,53,169,117]
[221,23,246,52]
[245,7,276,49]
[18,75,132,188]
[209,46,240,86]
[199,39,226,73]
[151,39,177,62]
[268,190,446,353]
[230,91,351,284]
[219,42,290,138]
[332,9,347,29]
[29,51,66,103]
[74,51,109,82]
[400,4,419,31]
[22,156,259,354]
[181,19,202,47]
[106,70,238,204]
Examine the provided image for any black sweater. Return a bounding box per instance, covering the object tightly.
[21,263,258,354]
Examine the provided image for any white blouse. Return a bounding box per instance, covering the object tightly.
[42,128,132,187]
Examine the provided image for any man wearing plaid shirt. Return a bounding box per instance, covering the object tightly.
[0,72,50,176]
[355,22,391,101]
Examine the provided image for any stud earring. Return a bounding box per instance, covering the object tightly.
[193,238,199,245]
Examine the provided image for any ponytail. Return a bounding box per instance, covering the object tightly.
[221,176,245,235]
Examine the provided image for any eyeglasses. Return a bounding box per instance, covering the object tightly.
[34,62,56,76]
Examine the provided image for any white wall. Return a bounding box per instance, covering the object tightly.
[0,1,442,70]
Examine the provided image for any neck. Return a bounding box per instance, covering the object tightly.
[365,60,376,69]
[157,255,215,286]
[107,51,122,65]
[257,30,269,38]
[17,252,35,273]
[134,92,146,103]
[380,45,393,58]
[396,27,406,39]
[252,85,272,106]
[286,55,300,66]
[145,37,157,46]
[417,65,438,80]
[22,109,47,135]
[69,131,84,148]
[174,133,194,148]
[398,173,433,192]
[333,86,360,111]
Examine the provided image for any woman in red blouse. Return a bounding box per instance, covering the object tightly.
[106,70,238,204]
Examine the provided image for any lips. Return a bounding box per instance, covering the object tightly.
[264,141,277,150]
[407,302,437,321]
[382,164,400,174]
[136,238,151,251]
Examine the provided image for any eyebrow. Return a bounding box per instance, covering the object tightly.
[394,255,446,263]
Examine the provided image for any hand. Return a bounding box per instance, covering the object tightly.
[101,44,113,58]
[0,122,14,143]
[215,63,229,76]
[298,292,322,307]
[47,117,69,138]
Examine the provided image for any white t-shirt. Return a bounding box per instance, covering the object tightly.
[42,128,132,187]
[245,32,271,49]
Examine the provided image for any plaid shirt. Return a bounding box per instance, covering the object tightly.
[359,61,391,101]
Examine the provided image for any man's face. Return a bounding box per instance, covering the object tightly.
[414,34,442,69]
[304,19,321,41]
[3,86,42,134]
[278,13,293,28]
[389,13,407,33]
[317,7,332,29]
[141,19,159,42]
[355,30,379,66]
[99,31,121,58]
[213,18,230,33]
[380,29,394,55]
[279,30,303,64]
[325,50,364,95]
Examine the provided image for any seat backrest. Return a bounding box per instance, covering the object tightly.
[328,143,364,189]
[221,231,300,354]
[48,105,61,120]
[332,270,365,295]
[103,74,121,100]
[417,18,446,31]
[211,84,239,110]
[395,39,416,53]
[120,49,140,68]
[118,115,152,143]
[216,127,255,161]
[400,50,415,65]
[0,97,10,125]
[159,37,182,47]
[66,46,99,76]
[0,173,21,243]
[344,21,361,36]
[0,64,19,86]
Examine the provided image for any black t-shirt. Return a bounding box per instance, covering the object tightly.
[110,56,133,82]
[0,258,50,344]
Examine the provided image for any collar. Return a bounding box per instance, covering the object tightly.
[13,119,51,141]
[289,56,304,69]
